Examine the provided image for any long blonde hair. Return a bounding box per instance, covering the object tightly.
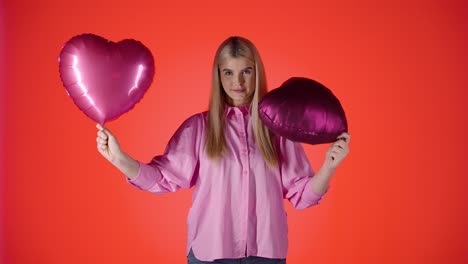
[206,36,278,166]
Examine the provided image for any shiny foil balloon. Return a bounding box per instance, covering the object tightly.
[259,77,348,145]
[58,34,155,124]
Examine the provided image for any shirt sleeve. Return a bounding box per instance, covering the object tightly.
[279,136,329,210]
[127,113,203,194]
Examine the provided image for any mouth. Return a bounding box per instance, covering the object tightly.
[232,87,246,93]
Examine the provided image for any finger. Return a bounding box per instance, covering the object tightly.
[336,132,351,142]
[96,137,107,144]
[332,148,347,158]
[339,132,350,138]
[333,141,346,149]
[331,146,342,153]
[98,143,108,150]
[101,127,114,139]
[340,144,349,151]
[333,144,349,153]
[333,140,348,150]
[97,131,108,140]
[97,139,106,146]
[96,123,114,137]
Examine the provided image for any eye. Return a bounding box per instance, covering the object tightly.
[224,71,233,76]
[243,69,252,75]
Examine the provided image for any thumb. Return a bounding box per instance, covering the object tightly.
[96,123,115,139]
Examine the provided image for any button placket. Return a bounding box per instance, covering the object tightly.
[238,110,250,257]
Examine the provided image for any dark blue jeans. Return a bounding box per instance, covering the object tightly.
[187,248,286,264]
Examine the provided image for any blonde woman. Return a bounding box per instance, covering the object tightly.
[96,36,350,264]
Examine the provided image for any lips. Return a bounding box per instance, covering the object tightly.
[232,87,246,93]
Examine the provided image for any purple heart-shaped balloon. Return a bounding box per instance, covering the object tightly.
[259,77,348,145]
[58,33,155,124]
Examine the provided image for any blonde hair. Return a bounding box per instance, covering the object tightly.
[206,36,278,166]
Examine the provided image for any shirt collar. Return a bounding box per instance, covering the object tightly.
[224,103,251,117]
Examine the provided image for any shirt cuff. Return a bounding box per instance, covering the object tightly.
[303,180,331,205]
[126,161,162,190]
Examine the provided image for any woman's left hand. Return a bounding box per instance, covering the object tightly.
[323,132,351,171]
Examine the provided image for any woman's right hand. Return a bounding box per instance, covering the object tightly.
[96,123,122,165]
[96,124,139,179]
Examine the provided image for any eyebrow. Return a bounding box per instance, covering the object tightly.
[222,66,254,72]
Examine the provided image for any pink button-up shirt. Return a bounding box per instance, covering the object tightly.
[128,105,327,261]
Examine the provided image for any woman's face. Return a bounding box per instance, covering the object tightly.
[219,56,256,107]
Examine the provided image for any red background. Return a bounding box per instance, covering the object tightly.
[2,0,468,263]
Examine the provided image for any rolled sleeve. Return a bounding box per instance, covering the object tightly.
[126,113,204,194]
[279,137,329,210]
[127,161,163,190]
[300,179,330,207]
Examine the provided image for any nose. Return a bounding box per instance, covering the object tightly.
[236,73,245,86]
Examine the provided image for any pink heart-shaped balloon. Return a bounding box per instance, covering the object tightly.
[58,33,155,124]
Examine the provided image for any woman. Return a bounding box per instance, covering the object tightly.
[96,36,350,263]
